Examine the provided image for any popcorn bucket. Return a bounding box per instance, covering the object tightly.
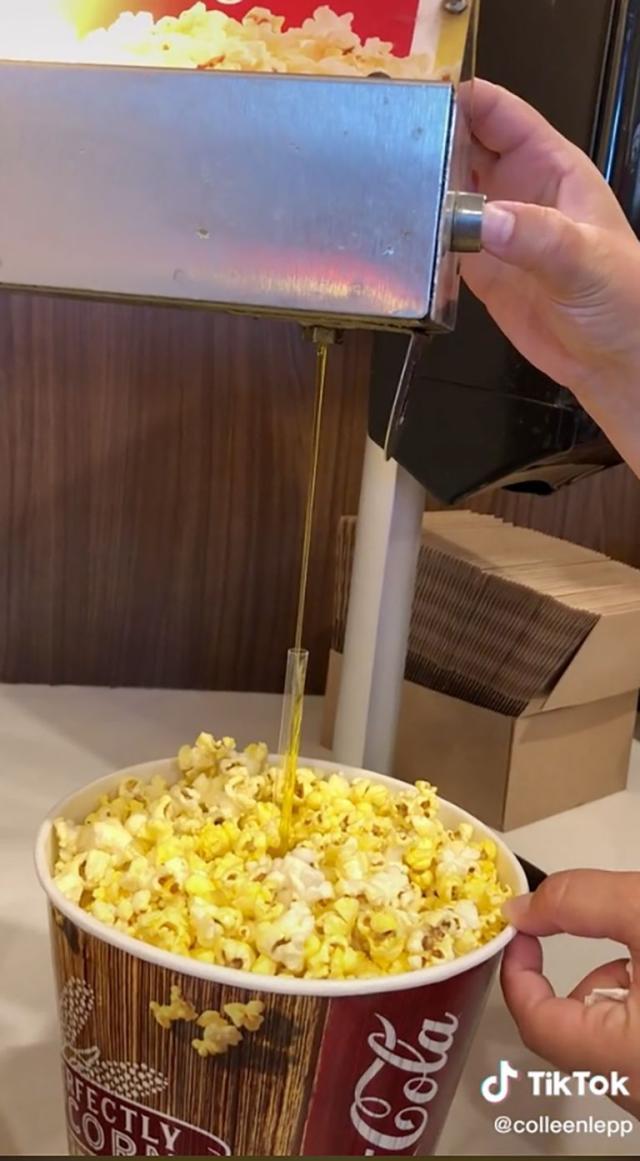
[36,757,527,1158]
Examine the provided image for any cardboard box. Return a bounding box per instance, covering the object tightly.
[323,513,640,830]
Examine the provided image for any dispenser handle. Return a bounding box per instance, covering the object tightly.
[383,334,431,461]
[447,191,486,253]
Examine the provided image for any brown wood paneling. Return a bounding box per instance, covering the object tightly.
[466,466,640,568]
[0,292,370,692]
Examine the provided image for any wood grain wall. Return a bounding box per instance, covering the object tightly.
[2,290,640,693]
[0,292,370,693]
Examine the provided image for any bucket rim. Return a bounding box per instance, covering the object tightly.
[36,754,528,998]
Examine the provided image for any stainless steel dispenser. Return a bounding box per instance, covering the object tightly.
[0,0,482,776]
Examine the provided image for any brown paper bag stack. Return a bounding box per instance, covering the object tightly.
[324,512,640,830]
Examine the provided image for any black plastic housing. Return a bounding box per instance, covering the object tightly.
[370,0,640,503]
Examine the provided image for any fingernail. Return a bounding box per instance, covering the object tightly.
[483,203,516,248]
[503,894,532,923]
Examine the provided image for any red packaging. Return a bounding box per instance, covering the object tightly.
[62,0,473,79]
[149,1,424,55]
[37,756,526,1157]
[7,1,471,78]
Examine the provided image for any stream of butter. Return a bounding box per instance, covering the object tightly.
[278,342,329,852]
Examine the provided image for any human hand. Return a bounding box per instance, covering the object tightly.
[462,81,640,475]
[502,870,640,1120]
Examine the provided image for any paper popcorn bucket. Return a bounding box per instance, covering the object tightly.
[36,757,527,1158]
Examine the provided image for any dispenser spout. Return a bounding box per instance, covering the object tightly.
[302,326,342,348]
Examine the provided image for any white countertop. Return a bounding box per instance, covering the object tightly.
[2,684,639,1157]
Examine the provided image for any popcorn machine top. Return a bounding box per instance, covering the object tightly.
[0,0,482,775]
[0,1,482,333]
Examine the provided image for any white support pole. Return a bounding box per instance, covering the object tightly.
[332,436,426,774]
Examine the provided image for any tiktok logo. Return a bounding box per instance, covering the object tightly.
[481,1061,520,1104]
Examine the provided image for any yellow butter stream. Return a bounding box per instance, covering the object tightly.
[53,733,510,980]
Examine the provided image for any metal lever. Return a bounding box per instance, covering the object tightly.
[383,333,431,461]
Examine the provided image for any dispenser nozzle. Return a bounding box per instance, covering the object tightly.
[302,325,342,347]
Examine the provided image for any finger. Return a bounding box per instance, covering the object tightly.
[462,79,564,157]
[502,934,633,1074]
[502,938,632,1004]
[503,871,640,962]
[569,959,632,1003]
[481,202,606,300]
[466,81,632,237]
[462,246,525,305]
[501,932,555,1008]
[469,136,498,193]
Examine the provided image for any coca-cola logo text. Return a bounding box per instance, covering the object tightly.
[350,1012,460,1153]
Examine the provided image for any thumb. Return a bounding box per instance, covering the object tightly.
[482,200,601,299]
[503,870,640,969]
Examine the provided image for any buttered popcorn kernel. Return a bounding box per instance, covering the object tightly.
[149,986,264,1055]
[53,734,510,980]
[150,985,197,1029]
[70,5,440,80]
[191,1000,266,1057]
[193,1012,241,1058]
[224,1000,265,1031]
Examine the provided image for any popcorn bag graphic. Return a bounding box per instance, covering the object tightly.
[37,758,526,1157]
[62,0,473,82]
[126,0,450,56]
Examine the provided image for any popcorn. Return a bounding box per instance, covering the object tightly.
[192,1011,243,1057]
[150,985,198,1030]
[41,4,442,81]
[53,734,511,980]
[224,1000,265,1031]
[255,901,315,973]
[150,989,264,1056]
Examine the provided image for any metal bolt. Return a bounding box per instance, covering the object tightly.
[443,0,468,12]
